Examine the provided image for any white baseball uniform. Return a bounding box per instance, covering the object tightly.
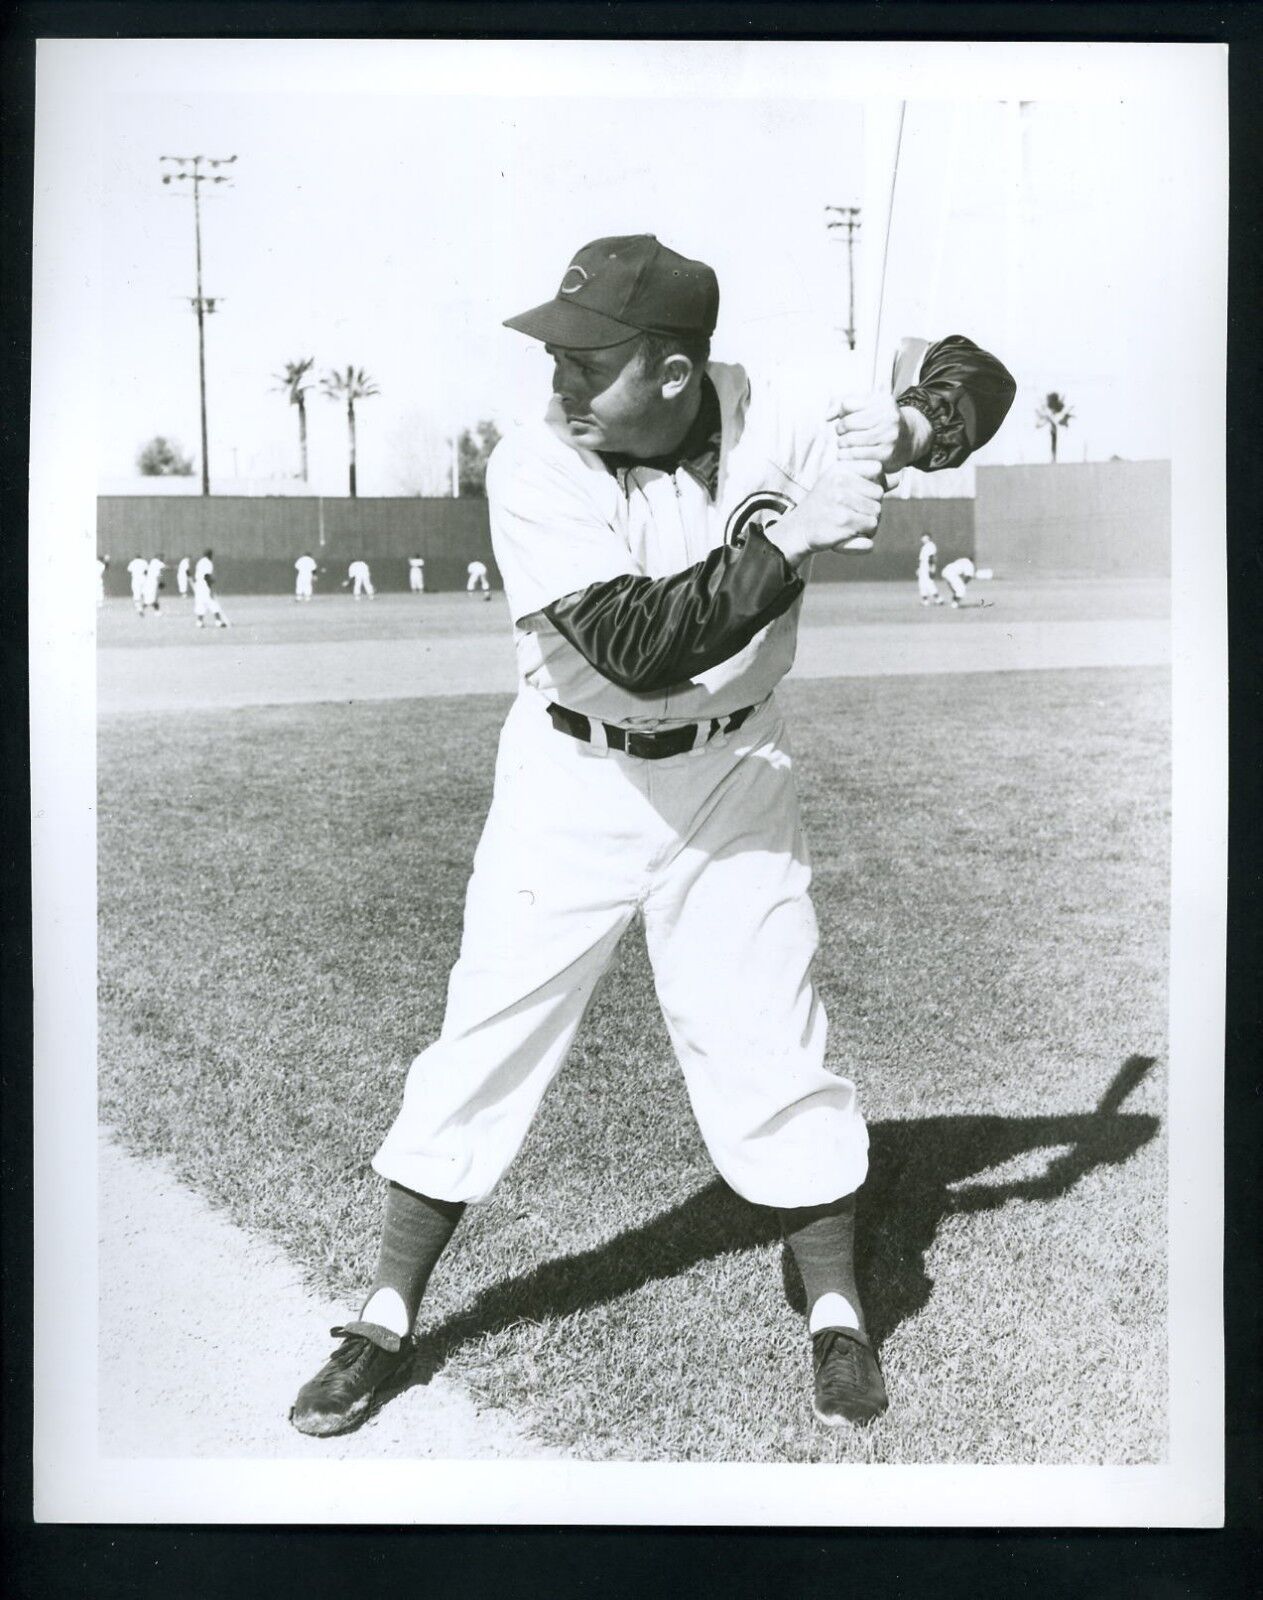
[466,559,490,595]
[941,556,976,603]
[373,362,866,1209]
[177,556,191,597]
[126,557,148,612]
[408,557,426,593]
[916,539,942,603]
[348,559,375,598]
[193,555,228,626]
[142,557,165,610]
[295,554,317,600]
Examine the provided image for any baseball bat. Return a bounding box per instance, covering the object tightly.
[838,334,930,552]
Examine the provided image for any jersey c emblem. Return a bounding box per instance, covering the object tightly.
[559,264,590,294]
[724,489,795,548]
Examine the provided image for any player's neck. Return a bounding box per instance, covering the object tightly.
[624,380,704,461]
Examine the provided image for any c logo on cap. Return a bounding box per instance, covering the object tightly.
[725,489,795,548]
[559,264,590,295]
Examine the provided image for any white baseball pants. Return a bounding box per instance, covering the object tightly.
[373,691,868,1209]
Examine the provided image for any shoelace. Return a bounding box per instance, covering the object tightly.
[813,1327,869,1383]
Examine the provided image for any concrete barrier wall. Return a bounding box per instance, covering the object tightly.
[975,460,1170,577]
[98,496,497,595]
[100,492,975,594]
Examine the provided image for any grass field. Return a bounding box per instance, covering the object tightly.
[97,583,1170,1463]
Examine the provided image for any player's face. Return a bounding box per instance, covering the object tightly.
[546,338,661,453]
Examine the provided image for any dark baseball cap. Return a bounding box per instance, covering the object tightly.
[503,234,719,350]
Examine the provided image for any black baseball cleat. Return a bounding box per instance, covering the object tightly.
[290,1321,413,1437]
[811,1327,889,1427]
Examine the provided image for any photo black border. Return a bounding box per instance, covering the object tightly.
[4,3,1258,1594]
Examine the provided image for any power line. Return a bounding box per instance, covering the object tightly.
[824,204,861,351]
[160,154,237,495]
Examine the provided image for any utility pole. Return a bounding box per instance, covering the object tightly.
[161,154,237,495]
[824,205,861,351]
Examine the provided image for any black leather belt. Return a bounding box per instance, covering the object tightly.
[546,701,757,760]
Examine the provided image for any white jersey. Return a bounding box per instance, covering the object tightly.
[916,539,937,577]
[295,556,317,579]
[467,560,488,579]
[408,558,425,573]
[487,361,832,731]
[127,558,148,587]
[941,557,975,583]
[193,556,214,595]
[348,560,370,581]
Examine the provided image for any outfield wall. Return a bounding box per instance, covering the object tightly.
[810,496,975,582]
[98,492,975,593]
[98,496,498,595]
[975,460,1170,577]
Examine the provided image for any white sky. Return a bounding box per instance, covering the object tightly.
[53,42,1189,493]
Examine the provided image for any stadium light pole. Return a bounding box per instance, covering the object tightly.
[825,205,861,351]
[160,154,237,495]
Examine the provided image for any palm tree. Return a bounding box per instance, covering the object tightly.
[273,358,316,482]
[1035,391,1074,463]
[320,365,380,497]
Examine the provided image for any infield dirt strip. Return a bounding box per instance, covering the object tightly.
[97,581,1171,715]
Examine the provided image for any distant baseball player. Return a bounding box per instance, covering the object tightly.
[295,552,318,602]
[465,558,491,600]
[176,555,192,599]
[142,554,166,615]
[346,558,375,599]
[289,234,1014,1439]
[126,554,148,616]
[407,555,426,594]
[941,555,981,607]
[916,532,944,606]
[96,554,108,608]
[193,548,229,628]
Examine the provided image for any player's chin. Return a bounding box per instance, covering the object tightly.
[562,416,605,447]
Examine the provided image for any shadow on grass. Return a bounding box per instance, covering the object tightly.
[402,1053,1158,1391]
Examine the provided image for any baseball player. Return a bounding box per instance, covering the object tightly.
[408,554,426,593]
[295,552,318,602]
[916,532,944,605]
[290,234,1014,1439]
[941,555,980,607]
[176,554,192,599]
[466,558,491,599]
[126,554,148,615]
[192,548,229,628]
[346,558,375,599]
[96,554,108,608]
[141,553,166,614]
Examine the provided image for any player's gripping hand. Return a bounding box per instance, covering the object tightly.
[830,390,933,473]
[766,458,886,567]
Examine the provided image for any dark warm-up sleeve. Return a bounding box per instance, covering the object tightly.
[897,335,1017,471]
[541,528,804,695]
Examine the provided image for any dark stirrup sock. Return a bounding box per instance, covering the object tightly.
[365,1181,466,1332]
[776,1193,865,1335]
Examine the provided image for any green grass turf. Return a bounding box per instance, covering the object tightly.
[98,666,1169,1463]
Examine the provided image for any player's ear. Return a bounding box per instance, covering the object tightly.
[659,353,694,400]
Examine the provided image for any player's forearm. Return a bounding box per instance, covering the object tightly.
[541,531,803,694]
[896,335,1017,470]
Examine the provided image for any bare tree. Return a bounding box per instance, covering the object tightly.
[320,365,380,497]
[1035,391,1075,463]
[273,357,316,482]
